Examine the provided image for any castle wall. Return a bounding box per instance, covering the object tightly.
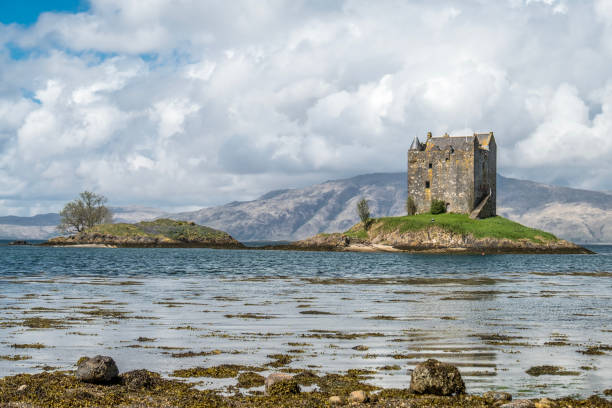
[473,139,496,217]
[408,146,474,214]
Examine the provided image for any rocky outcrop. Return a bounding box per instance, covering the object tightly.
[409,359,465,396]
[289,224,592,254]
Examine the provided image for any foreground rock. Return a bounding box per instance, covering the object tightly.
[1,369,611,408]
[264,373,300,396]
[483,391,512,402]
[43,219,244,249]
[75,355,118,384]
[286,215,593,254]
[409,359,465,396]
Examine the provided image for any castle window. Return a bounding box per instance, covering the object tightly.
[425,181,430,188]
[428,163,432,168]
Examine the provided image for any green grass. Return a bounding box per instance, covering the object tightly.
[85,219,231,241]
[344,214,558,243]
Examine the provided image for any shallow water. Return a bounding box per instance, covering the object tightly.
[0,242,610,398]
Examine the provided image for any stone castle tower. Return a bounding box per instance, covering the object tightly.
[407,131,496,219]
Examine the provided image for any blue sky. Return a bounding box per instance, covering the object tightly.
[0,1,87,25]
[1,0,612,216]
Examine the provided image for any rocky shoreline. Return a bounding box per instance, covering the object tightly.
[276,226,594,254]
[1,356,610,408]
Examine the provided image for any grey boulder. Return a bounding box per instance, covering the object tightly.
[409,359,465,396]
[76,355,119,384]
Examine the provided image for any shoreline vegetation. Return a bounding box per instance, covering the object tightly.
[40,215,593,254]
[1,359,610,408]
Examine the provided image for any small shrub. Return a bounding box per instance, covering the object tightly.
[406,196,417,216]
[430,199,446,215]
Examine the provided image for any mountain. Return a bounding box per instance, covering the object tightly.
[2,174,610,243]
[0,206,167,240]
[171,173,612,244]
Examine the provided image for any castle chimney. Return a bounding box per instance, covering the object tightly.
[427,132,432,139]
[443,132,449,138]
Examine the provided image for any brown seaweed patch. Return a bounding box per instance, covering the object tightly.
[0,354,31,361]
[170,350,222,358]
[578,345,612,355]
[301,330,385,340]
[224,313,276,319]
[21,317,69,329]
[171,364,263,378]
[302,277,503,285]
[531,271,612,277]
[79,308,131,319]
[11,343,47,349]
[378,365,401,370]
[392,352,496,360]
[544,341,570,346]
[213,296,242,301]
[287,342,312,347]
[267,354,294,367]
[461,371,497,377]
[365,315,397,320]
[526,365,580,376]
[237,371,265,388]
[299,310,335,315]
[470,333,529,345]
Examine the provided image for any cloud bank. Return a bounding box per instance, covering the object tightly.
[1,0,611,215]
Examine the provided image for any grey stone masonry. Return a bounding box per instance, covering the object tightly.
[407,131,496,218]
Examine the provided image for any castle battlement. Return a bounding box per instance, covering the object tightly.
[407,131,496,218]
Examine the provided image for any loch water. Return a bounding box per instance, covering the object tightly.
[0,242,610,398]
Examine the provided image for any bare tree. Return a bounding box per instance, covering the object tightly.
[357,198,371,229]
[58,191,113,233]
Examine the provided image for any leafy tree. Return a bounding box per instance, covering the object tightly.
[430,199,446,215]
[406,196,417,216]
[59,191,113,233]
[357,198,371,229]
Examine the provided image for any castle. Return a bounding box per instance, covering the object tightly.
[407,131,496,219]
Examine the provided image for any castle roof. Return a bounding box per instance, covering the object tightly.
[409,136,422,151]
[422,132,494,152]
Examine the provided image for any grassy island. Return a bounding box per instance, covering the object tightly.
[291,214,592,254]
[44,219,244,248]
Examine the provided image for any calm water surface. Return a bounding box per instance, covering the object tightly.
[0,243,610,398]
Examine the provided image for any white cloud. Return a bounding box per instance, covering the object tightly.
[1,0,612,215]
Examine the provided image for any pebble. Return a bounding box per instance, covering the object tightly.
[17,384,27,392]
[348,390,368,403]
[329,395,342,404]
[483,391,513,401]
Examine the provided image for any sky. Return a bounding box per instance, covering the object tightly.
[1,0,612,216]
